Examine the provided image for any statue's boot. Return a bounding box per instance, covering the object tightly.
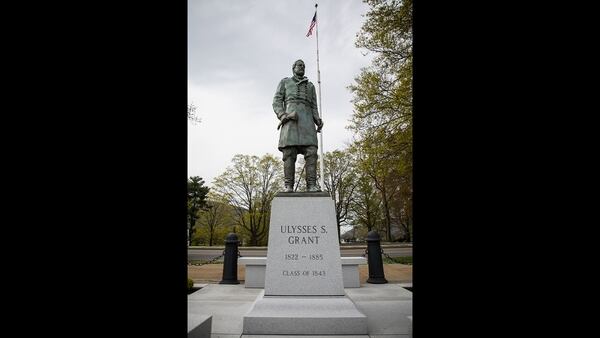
[283,157,295,192]
[305,154,320,192]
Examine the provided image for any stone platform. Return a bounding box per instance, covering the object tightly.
[242,292,368,335]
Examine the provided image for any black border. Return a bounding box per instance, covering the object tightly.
[20,1,189,336]
[412,1,523,336]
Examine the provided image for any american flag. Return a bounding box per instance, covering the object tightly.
[306,12,316,37]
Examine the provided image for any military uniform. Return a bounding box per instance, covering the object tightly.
[273,70,322,192]
[273,75,320,150]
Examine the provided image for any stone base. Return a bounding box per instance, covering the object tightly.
[243,291,368,335]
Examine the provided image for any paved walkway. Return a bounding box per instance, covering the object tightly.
[188,283,413,337]
[188,264,412,284]
[189,263,413,337]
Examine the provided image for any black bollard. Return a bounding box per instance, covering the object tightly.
[219,233,240,284]
[366,230,388,284]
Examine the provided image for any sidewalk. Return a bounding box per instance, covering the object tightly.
[188,263,412,284]
[188,283,413,337]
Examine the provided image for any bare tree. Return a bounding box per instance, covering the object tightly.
[322,149,358,243]
[212,154,283,246]
[195,192,231,246]
[349,172,383,234]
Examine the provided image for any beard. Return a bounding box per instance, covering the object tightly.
[293,69,305,77]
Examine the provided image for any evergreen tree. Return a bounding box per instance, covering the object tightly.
[187,176,209,246]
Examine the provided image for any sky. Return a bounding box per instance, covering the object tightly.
[188,0,374,186]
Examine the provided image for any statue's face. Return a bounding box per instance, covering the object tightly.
[293,61,305,77]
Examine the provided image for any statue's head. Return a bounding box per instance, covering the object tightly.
[292,59,305,77]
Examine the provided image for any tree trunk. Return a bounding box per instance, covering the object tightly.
[366,208,373,232]
[188,217,195,246]
[335,214,341,244]
[399,221,410,242]
[382,196,392,242]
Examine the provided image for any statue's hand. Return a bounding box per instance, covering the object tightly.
[281,112,297,125]
[286,111,298,121]
[315,118,323,133]
[279,114,288,124]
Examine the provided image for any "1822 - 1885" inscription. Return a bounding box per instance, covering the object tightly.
[285,253,323,260]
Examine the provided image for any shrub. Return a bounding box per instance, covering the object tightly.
[188,278,194,290]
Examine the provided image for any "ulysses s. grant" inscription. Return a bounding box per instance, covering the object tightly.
[280,225,328,244]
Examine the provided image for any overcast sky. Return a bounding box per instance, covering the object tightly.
[188,0,373,186]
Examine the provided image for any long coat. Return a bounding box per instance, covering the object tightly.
[272,75,320,151]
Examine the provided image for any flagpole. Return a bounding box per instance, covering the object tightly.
[315,3,325,191]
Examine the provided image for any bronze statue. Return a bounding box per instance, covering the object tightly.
[273,59,323,192]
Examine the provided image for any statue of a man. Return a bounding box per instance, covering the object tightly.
[273,59,324,192]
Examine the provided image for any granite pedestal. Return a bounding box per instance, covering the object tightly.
[242,193,368,335]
